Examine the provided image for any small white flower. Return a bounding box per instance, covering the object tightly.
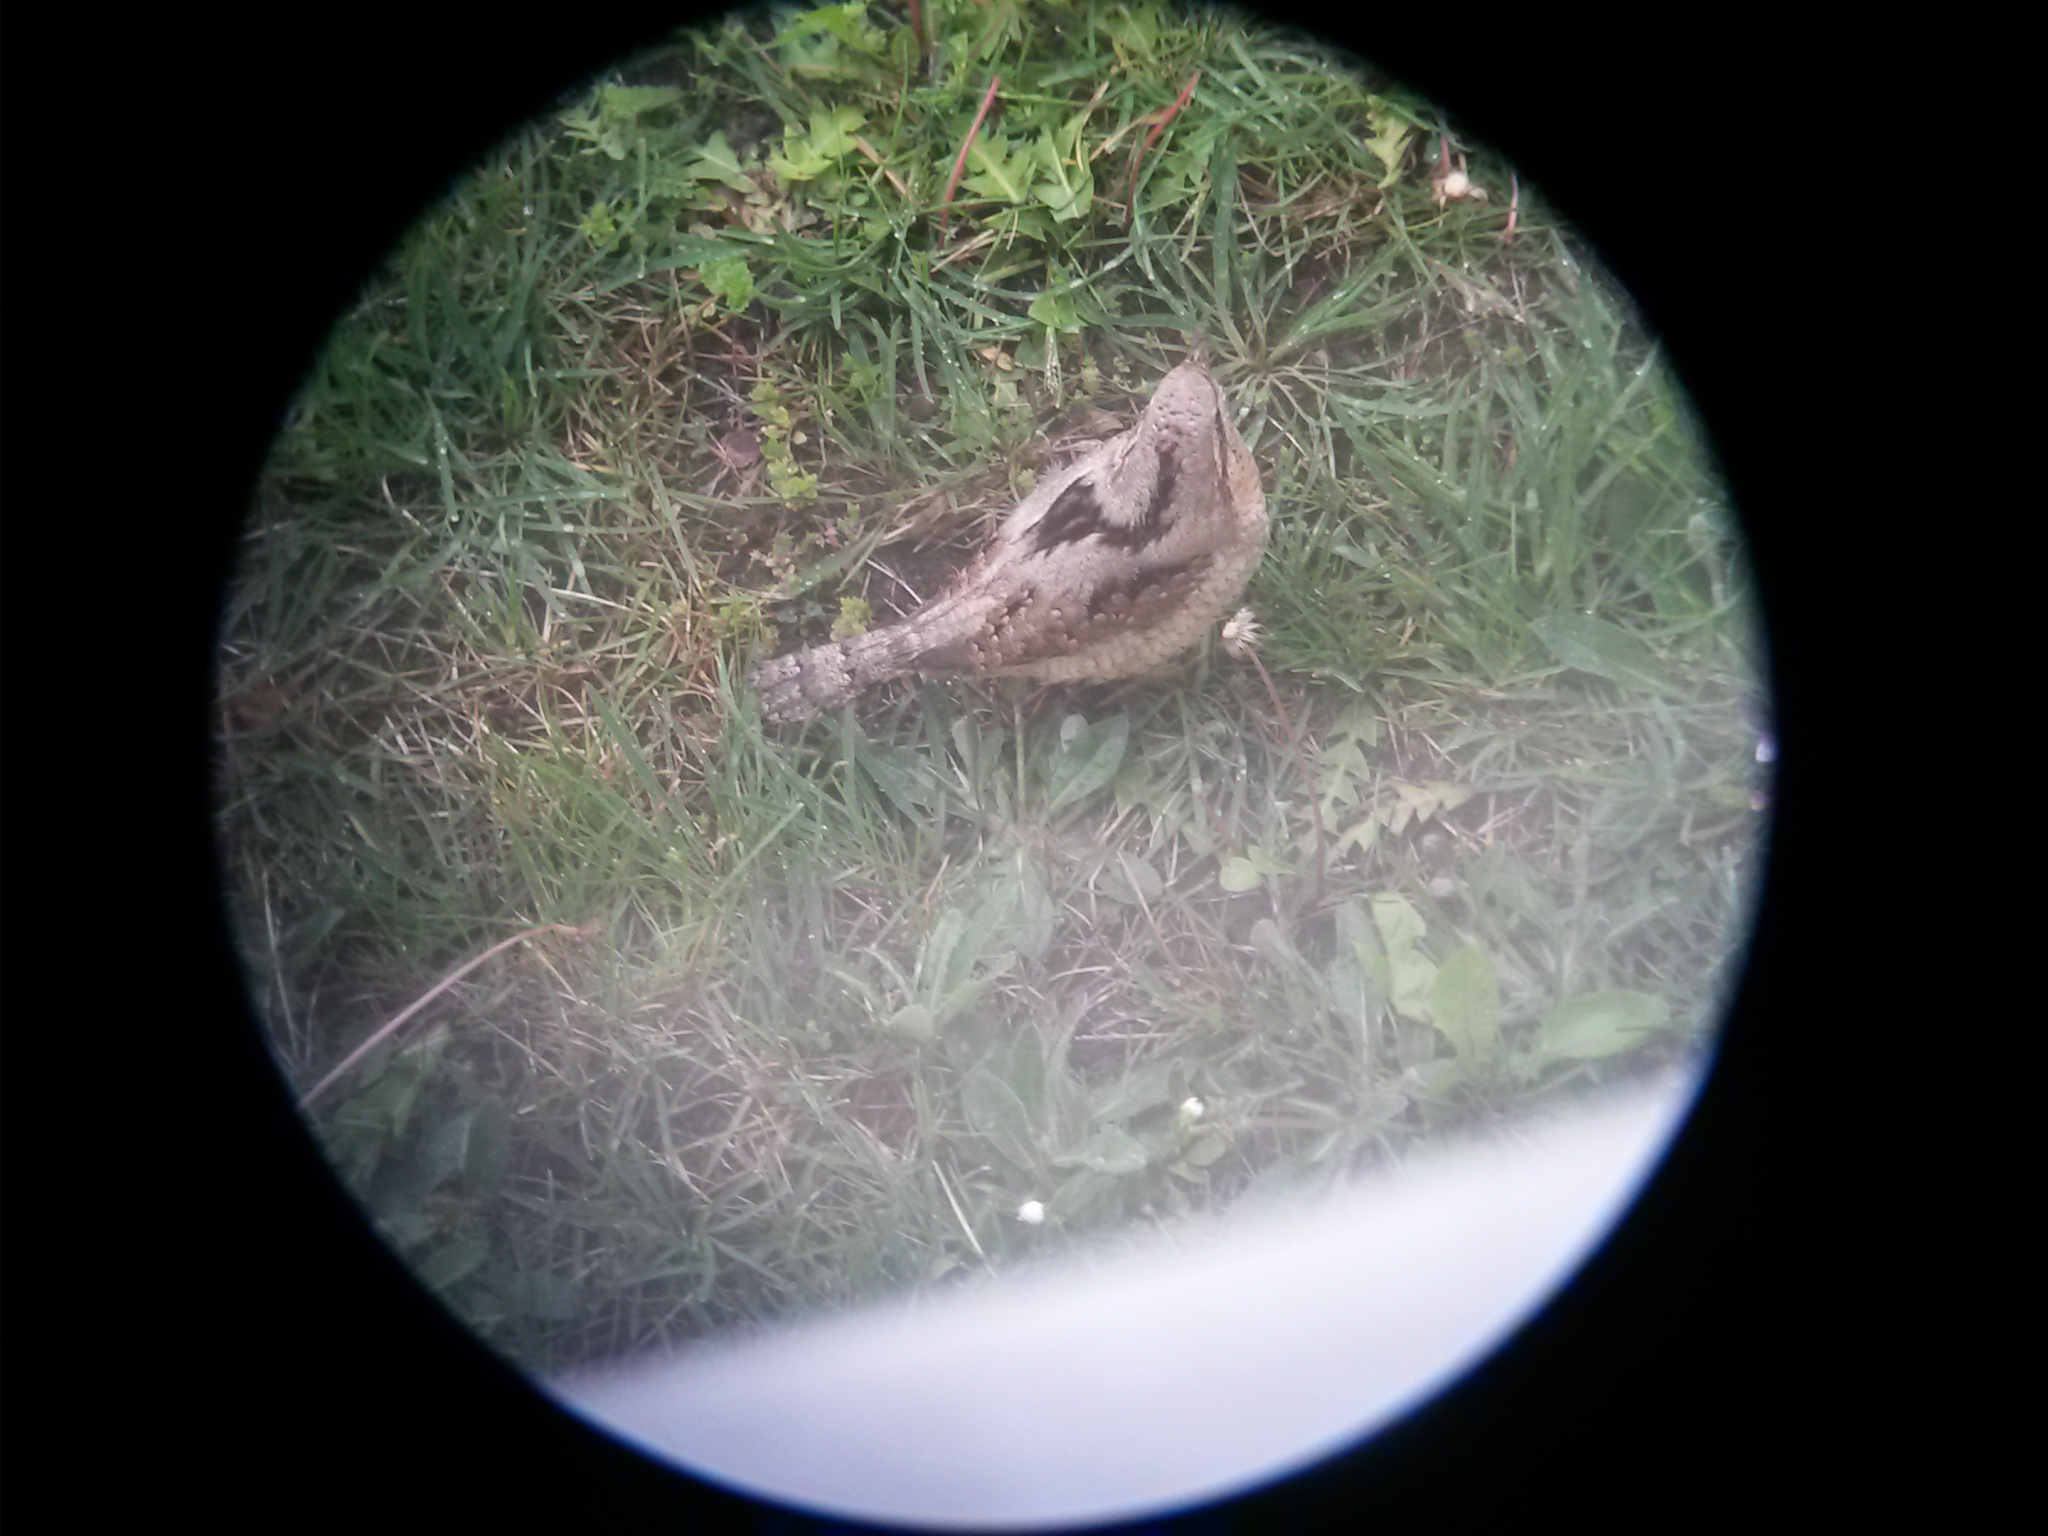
[1015,1200,1046,1225]
[1755,733,1777,765]
[1429,140,1489,207]
[1178,1096,1205,1122]
[1220,607,1262,658]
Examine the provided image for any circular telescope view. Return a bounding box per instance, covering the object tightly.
[214,4,1772,1526]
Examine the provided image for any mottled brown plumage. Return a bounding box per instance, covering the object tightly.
[750,356,1266,723]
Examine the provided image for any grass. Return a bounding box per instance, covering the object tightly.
[214,0,1770,1377]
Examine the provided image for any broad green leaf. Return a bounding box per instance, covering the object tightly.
[1249,917,1299,970]
[647,235,761,271]
[1532,613,1672,693]
[962,1067,1039,1171]
[919,910,966,995]
[415,1232,491,1291]
[1012,854,1057,961]
[1370,893,1427,955]
[1099,850,1163,906]
[460,1098,512,1195]
[1029,289,1083,332]
[1387,947,1438,1022]
[859,742,942,817]
[1090,1060,1177,1124]
[1325,948,1382,1031]
[1046,713,1129,813]
[503,1269,581,1322]
[1432,945,1501,1058]
[1541,990,1669,1059]
[952,874,1019,991]
[1066,1126,1149,1175]
[599,84,682,121]
[885,1002,937,1041]
[1219,856,1263,892]
[1051,1167,1116,1220]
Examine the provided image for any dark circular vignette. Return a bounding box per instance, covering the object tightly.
[72,1,1817,1528]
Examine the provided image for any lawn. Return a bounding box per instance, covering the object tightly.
[213,0,1770,1376]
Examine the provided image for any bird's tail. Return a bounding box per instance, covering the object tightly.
[755,607,959,722]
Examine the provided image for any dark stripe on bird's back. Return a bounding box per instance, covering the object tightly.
[1081,551,1213,626]
[1144,444,1179,529]
[1028,450,1173,555]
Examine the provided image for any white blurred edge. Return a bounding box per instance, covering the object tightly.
[548,1073,1699,1530]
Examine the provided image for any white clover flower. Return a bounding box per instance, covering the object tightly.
[1015,1200,1046,1225]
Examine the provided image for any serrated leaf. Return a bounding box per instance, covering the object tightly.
[1362,100,1413,188]
[771,141,833,182]
[962,133,1031,205]
[1032,129,1092,220]
[806,105,865,160]
[772,105,866,183]
[685,131,756,193]
[1541,990,1670,1059]
[1431,945,1500,1058]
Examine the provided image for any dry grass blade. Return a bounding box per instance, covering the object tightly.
[298,921,599,1110]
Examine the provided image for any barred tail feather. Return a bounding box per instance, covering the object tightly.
[749,630,893,722]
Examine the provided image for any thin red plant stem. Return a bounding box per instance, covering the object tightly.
[939,75,1002,245]
[1124,69,1201,208]
[297,921,594,1111]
